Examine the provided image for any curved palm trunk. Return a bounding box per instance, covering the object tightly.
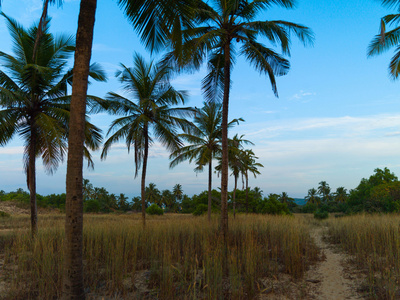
[233,174,237,219]
[32,0,50,62]
[63,0,97,299]
[221,42,231,277]
[28,133,38,236]
[141,125,149,227]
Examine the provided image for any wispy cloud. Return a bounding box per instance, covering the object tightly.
[289,90,316,102]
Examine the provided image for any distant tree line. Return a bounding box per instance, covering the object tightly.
[300,168,400,215]
[3,167,400,216]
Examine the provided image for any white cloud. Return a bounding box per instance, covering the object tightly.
[289,90,316,101]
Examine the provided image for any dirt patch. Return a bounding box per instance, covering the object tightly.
[0,201,58,215]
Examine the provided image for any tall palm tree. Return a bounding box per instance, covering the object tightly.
[63,1,199,298]
[165,0,314,245]
[0,14,104,236]
[368,0,400,78]
[240,149,263,213]
[305,188,320,206]
[100,53,193,226]
[170,101,242,221]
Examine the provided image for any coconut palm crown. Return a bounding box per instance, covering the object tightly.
[0,14,105,235]
[164,0,314,246]
[368,0,400,78]
[100,53,194,226]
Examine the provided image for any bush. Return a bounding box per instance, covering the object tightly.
[192,204,208,216]
[314,209,329,220]
[84,199,101,213]
[0,210,10,218]
[146,204,164,215]
[257,197,290,215]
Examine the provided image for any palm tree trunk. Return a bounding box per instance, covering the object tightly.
[28,133,38,236]
[141,124,149,227]
[221,41,231,277]
[233,175,237,219]
[207,158,212,222]
[245,171,249,213]
[63,0,97,299]
[32,0,50,62]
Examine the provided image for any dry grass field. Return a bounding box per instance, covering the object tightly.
[0,213,318,299]
[1,211,400,299]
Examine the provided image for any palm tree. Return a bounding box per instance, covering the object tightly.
[161,189,175,211]
[165,0,314,245]
[334,187,348,203]
[216,134,253,217]
[117,193,129,211]
[63,1,199,298]
[305,188,321,206]
[368,0,400,78]
[170,101,241,221]
[240,149,263,213]
[0,14,104,236]
[253,187,263,200]
[173,183,183,203]
[100,53,193,226]
[318,181,331,203]
[146,183,161,206]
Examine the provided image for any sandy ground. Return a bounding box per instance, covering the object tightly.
[306,227,364,300]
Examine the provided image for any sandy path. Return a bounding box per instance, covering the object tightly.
[308,227,362,300]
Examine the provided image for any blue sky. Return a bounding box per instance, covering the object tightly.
[1,0,400,198]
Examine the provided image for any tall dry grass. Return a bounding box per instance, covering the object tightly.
[326,214,400,299]
[1,213,318,299]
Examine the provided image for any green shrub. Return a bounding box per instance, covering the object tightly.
[192,204,208,216]
[257,197,290,215]
[84,199,101,213]
[146,204,164,215]
[0,210,10,218]
[314,209,329,220]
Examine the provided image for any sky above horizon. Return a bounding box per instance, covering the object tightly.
[1,0,400,199]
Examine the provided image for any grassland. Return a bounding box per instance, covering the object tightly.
[2,212,400,299]
[325,214,400,299]
[0,213,318,299]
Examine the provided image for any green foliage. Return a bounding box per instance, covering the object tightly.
[257,194,290,215]
[192,204,208,216]
[348,168,399,213]
[84,199,101,213]
[146,204,164,215]
[314,209,329,220]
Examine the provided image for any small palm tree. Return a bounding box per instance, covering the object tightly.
[216,134,253,217]
[170,101,241,221]
[101,53,194,226]
[368,0,400,78]
[318,181,331,203]
[305,188,321,206]
[172,183,183,203]
[146,183,161,206]
[0,14,104,235]
[334,187,348,203]
[240,149,263,213]
[253,187,263,200]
